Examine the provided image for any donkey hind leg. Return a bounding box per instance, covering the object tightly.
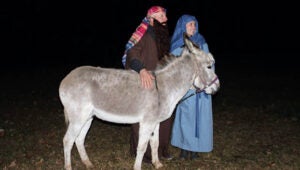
[63,108,93,170]
[63,122,83,170]
[149,124,163,169]
[75,118,94,169]
[133,123,161,170]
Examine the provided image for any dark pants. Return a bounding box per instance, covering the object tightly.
[130,116,174,160]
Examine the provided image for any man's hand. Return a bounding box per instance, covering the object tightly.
[139,69,155,89]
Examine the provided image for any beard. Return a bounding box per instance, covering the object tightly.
[153,19,170,60]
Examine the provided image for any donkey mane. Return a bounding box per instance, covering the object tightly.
[155,53,177,70]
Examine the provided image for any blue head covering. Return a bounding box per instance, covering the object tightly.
[170,14,207,52]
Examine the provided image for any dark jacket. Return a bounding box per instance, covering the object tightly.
[125,26,158,71]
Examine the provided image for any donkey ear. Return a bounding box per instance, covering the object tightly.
[183,33,191,46]
[183,33,200,53]
[183,33,189,42]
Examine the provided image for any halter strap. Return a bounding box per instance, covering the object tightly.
[196,76,219,93]
[151,71,158,90]
[177,76,218,104]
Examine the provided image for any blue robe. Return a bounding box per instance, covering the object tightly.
[170,15,213,151]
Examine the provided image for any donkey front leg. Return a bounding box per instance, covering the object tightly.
[149,124,163,169]
[133,125,150,170]
[133,123,162,170]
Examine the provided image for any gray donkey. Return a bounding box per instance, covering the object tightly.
[59,34,220,170]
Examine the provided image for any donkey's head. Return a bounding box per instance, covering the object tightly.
[182,34,220,94]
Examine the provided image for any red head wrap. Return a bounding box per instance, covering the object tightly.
[147,6,166,18]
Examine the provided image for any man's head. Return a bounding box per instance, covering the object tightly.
[148,7,170,61]
[147,6,167,26]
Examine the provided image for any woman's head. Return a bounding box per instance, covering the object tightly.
[179,15,199,36]
[170,14,206,53]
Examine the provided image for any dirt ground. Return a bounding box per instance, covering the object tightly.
[1,61,299,170]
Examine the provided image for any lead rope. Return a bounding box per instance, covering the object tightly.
[177,91,198,105]
[195,93,200,138]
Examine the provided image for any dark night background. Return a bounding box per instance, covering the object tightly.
[2,0,299,70]
[1,1,300,169]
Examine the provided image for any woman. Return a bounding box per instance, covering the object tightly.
[170,14,214,160]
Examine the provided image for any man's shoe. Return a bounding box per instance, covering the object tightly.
[162,154,173,161]
[161,149,173,160]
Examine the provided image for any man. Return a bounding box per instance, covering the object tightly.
[122,6,173,163]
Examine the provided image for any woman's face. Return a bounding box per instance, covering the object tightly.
[186,21,196,37]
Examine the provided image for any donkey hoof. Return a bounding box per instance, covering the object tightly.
[83,160,94,169]
[86,164,94,170]
[65,165,72,170]
[154,162,163,169]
